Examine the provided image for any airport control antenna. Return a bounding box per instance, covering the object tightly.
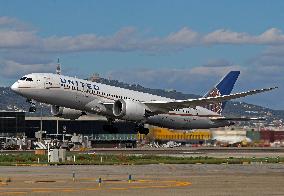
[56,58,61,75]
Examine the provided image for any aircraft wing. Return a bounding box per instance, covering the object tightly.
[143,87,277,113]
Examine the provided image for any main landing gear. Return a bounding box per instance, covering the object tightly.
[136,124,149,135]
[103,119,118,133]
[27,99,36,113]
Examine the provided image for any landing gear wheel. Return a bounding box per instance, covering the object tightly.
[29,106,36,113]
[142,128,149,135]
[137,126,149,135]
[103,124,118,133]
[27,99,36,113]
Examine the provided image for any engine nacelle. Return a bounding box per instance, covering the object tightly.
[51,105,83,120]
[113,99,148,121]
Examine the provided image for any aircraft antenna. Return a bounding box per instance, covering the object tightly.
[56,58,61,75]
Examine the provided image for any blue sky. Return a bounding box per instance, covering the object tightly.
[0,0,283,109]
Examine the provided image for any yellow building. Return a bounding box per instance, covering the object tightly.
[147,127,211,141]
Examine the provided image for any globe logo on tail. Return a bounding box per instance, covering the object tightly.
[205,88,223,114]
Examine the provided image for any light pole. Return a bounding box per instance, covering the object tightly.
[40,103,43,132]
[63,125,66,142]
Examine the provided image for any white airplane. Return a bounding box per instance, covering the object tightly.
[10,69,277,134]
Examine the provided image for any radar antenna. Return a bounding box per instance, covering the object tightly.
[56,58,61,75]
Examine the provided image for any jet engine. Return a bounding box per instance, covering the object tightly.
[113,99,149,121]
[51,105,83,120]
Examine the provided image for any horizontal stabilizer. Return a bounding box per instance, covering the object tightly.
[210,117,266,121]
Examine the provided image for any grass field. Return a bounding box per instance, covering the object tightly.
[0,153,283,166]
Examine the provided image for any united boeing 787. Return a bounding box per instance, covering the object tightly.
[11,70,277,134]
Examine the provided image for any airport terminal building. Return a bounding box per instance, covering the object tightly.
[2,110,283,149]
[0,111,138,148]
[0,111,26,137]
[0,110,212,148]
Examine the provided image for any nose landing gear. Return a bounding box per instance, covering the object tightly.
[29,106,36,113]
[26,99,36,113]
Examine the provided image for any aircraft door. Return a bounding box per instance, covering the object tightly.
[193,108,198,120]
[83,84,88,97]
[74,81,87,107]
[44,77,52,89]
[44,76,60,89]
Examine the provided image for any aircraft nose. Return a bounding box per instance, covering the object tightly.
[11,82,19,92]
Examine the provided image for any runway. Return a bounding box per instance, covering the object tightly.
[0,164,283,196]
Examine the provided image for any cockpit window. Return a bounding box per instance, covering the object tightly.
[20,77,27,80]
[26,78,33,82]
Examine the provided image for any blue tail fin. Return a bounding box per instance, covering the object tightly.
[203,71,240,114]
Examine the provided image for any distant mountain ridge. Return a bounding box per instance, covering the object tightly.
[1,77,283,126]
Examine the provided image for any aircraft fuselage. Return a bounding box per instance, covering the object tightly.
[11,73,231,130]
